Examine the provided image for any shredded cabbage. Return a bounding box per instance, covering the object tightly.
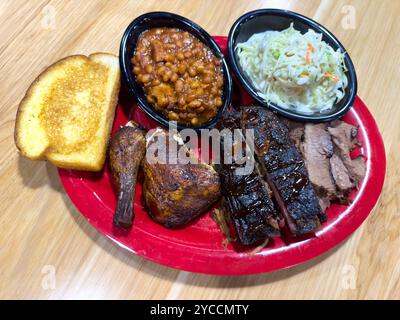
[237,24,348,113]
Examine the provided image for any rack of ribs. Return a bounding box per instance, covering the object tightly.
[214,111,281,246]
[240,106,327,235]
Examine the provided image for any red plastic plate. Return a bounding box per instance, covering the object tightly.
[58,37,386,275]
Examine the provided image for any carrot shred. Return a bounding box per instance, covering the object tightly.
[305,43,314,64]
[324,73,339,81]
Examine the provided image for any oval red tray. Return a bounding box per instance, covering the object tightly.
[58,36,386,275]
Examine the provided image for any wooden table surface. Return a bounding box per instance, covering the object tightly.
[0,0,399,300]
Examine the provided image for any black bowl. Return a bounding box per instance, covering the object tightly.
[120,12,232,130]
[228,9,358,122]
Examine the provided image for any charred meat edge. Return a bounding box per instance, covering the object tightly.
[241,106,326,235]
[215,112,281,245]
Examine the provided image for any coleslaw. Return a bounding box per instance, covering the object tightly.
[237,24,348,113]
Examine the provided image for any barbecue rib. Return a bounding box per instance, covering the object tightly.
[109,121,146,229]
[215,112,281,245]
[241,106,326,235]
[142,128,221,228]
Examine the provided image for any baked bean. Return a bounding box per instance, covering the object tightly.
[206,63,214,70]
[171,65,178,73]
[186,94,196,103]
[196,65,205,73]
[163,71,172,82]
[133,27,224,126]
[192,48,199,56]
[157,66,166,76]
[141,74,152,83]
[195,88,204,97]
[190,81,200,89]
[170,73,178,83]
[202,69,214,76]
[145,64,153,73]
[177,52,184,61]
[164,54,174,62]
[168,112,179,120]
[203,76,213,84]
[188,67,197,77]
[178,64,187,75]
[178,96,186,106]
[158,96,168,107]
[188,100,201,108]
[175,80,184,92]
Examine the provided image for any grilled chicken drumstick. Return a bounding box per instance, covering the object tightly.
[109,121,146,228]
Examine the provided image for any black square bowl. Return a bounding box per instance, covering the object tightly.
[228,9,358,122]
[120,12,232,130]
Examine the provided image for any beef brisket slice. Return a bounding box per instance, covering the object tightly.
[328,123,365,184]
[351,155,366,184]
[330,153,354,193]
[329,120,360,150]
[302,123,336,196]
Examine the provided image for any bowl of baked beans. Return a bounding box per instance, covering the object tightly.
[120,12,232,129]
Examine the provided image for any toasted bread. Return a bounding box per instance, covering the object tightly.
[15,53,121,171]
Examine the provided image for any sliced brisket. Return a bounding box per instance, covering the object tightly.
[302,123,336,197]
[328,122,365,185]
[329,120,360,150]
[330,153,354,193]
[351,155,366,184]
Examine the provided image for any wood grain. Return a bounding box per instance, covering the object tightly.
[0,0,399,299]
